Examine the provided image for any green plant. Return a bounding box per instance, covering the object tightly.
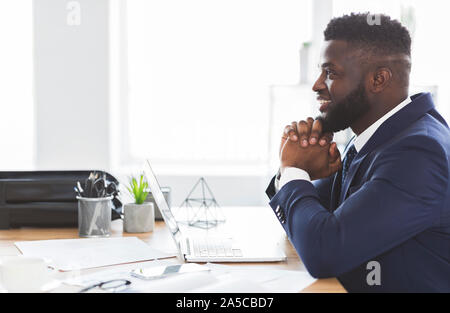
[127,174,149,204]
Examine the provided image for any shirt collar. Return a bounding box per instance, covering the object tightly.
[353,96,411,153]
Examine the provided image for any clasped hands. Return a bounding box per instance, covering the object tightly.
[279,118,342,180]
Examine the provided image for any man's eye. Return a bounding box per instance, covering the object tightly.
[325,70,336,78]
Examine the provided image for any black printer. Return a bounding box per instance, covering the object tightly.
[0,171,122,229]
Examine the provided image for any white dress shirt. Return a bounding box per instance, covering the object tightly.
[275,96,412,191]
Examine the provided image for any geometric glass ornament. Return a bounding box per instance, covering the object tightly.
[178,177,225,229]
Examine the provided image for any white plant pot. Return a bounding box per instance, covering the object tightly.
[123,202,155,233]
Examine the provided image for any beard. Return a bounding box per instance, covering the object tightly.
[317,82,371,133]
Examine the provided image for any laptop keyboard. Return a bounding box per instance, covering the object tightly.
[190,237,243,258]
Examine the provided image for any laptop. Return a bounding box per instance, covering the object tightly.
[144,160,287,263]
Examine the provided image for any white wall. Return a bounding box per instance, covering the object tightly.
[34,0,111,170]
[0,2,34,170]
[139,174,273,208]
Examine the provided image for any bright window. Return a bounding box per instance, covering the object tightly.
[0,2,33,170]
[123,0,450,175]
[125,0,312,174]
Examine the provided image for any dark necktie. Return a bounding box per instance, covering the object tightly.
[341,144,357,187]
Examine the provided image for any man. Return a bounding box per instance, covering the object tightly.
[267,13,450,292]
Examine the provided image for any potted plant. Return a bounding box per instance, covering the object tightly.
[123,174,155,233]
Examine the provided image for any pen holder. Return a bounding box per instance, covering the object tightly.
[77,196,113,238]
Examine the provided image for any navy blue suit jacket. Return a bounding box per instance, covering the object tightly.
[266,93,450,292]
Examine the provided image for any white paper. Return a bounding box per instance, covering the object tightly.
[262,270,316,293]
[63,258,175,287]
[61,261,313,293]
[189,276,269,293]
[62,262,269,293]
[205,263,316,293]
[15,237,176,271]
[62,261,215,292]
[135,272,219,293]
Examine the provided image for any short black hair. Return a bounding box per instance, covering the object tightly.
[324,12,411,56]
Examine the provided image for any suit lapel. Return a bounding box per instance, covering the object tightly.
[331,137,355,210]
[330,170,342,211]
[338,93,436,204]
[338,156,367,205]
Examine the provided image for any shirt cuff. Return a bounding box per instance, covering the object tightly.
[274,169,281,192]
[278,167,311,190]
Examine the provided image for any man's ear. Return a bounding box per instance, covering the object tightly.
[369,67,392,93]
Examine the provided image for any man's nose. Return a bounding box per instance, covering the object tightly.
[312,72,327,93]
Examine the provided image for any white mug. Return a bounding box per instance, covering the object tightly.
[0,256,51,293]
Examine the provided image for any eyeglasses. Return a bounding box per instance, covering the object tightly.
[78,279,131,293]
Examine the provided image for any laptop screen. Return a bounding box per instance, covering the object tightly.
[144,160,181,242]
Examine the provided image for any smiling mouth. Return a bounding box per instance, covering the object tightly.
[318,99,332,113]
